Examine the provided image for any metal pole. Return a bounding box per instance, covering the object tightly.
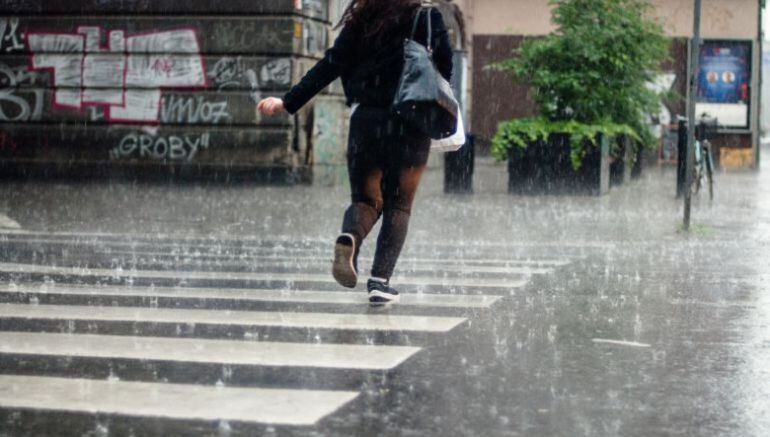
[684,0,702,231]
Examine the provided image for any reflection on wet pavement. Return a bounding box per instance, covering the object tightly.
[0,149,768,436]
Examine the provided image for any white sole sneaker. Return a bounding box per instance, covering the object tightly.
[368,289,401,303]
[332,233,358,289]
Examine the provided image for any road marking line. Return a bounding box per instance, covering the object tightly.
[0,237,573,268]
[591,339,652,348]
[101,249,571,267]
[0,374,359,425]
[0,262,527,289]
[103,256,553,275]
[0,230,594,250]
[0,303,467,333]
[0,214,21,230]
[0,331,420,370]
[0,283,503,309]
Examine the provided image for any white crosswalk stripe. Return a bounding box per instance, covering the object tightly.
[0,375,359,426]
[106,255,554,275]
[0,262,529,289]
[0,233,576,428]
[0,303,468,333]
[0,331,421,370]
[0,283,503,308]
[106,250,572,267]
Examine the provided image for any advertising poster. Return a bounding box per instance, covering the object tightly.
[696,40,752,129]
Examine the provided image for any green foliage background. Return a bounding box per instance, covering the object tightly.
[490,0,670,166]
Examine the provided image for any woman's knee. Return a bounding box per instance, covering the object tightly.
[351,196,384,216]
[383,166,424,213]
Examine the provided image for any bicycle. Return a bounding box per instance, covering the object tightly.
[690,121,715,201]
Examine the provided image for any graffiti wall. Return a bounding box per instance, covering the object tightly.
[0,0,330,178]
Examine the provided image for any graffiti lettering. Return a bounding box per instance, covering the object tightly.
[87,106,106,122]
[160,95,231,125]
[208,57,290,104]
[213,21,284,54]
[111,133,210,162]
[208,57,254,90]
[260,58,291,87]
[27,27,206,123]
[0,62,44,122]
[0,18,24,53]
[151,58,176,77]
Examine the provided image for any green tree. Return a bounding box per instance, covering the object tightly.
[491,0,669,165]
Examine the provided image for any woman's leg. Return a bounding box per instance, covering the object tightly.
[338,110,385,270]
[341,167,384,252]
[370,164,427,281]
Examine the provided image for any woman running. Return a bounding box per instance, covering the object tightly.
[257,0,453,303]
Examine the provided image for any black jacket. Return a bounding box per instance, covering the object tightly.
[282,7,453,114]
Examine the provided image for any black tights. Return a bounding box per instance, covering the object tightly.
[342,106,430,281]
[342,166,426,280]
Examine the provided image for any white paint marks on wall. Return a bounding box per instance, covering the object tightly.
[27,33,85,108]
[0,18,25,53]
[161,95,231,125]
[0,61,45,122]
[26,27,206,123]
[208,56,290,105]
[110,133,210,162]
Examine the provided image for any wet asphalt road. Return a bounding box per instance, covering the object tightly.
[0,154,768,436]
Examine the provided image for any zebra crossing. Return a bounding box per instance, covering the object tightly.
[0,231,576,430]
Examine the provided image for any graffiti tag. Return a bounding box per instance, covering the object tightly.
[0,18,24,53]
[0,61,44,122]
[110,132,210,162]
[27,26,207,123]
[160,95,231,125]
[208,57,290,104]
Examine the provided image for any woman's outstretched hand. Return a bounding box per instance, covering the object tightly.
[257,97,286,116]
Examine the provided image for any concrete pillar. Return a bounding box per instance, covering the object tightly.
[0,0,335,181]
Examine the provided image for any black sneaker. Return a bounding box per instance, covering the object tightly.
[332,233,358,288]
[367,278,400,303]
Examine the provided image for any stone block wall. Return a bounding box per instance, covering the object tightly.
[0,0,333,181]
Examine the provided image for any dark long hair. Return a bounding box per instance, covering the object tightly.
[337,0,422,44]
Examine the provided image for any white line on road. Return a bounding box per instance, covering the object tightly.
[591,339,652,348]
[105,250,571,268]
[0,374,359,425]
[0,235,573,268]
[0,331,420,370]
[0,230,597,250]
[0,283,503,309]
[111,257,553,275]
[0,262,527,289]
[0,303,467,333]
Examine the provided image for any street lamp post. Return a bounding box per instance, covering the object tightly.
[684,0,702,231]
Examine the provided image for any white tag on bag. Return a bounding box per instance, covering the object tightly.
[430,112,465,153]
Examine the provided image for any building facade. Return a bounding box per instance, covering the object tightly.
[1,1,757,177]
[468,0,763,169]
[0,0,471,182]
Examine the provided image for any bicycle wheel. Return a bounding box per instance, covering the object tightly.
[705,144,714,201]
[690,165,701,196]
